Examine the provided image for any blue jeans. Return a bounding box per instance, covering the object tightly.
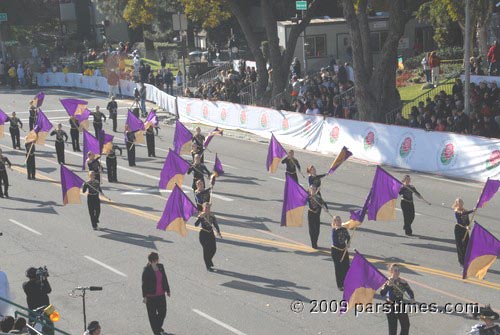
[140,98,146,116]
[489,62,498,75]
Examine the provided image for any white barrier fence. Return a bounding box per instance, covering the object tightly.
[37,72,500,182]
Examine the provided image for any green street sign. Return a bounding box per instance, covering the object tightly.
[0,13,7,22]
[296,1,307,10]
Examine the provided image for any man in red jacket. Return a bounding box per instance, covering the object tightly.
[487,41,500,75]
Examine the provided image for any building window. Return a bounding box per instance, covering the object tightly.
[305,35,326,58]
[369,31,388,52]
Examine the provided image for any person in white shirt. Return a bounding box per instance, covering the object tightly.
[305,102,321,115]
[421,54,431,83]
[93,68,101,77]
[0,269,11,317]
[345,62,354,82]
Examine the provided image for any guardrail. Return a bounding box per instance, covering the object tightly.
[186,63,233,89]
[237,81,258,105]
[401,81,454,118]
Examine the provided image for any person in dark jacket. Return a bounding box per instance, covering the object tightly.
[22,267,51,311]
[142,252,170,335]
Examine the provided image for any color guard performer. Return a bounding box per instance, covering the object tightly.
[106,96,118,132]
[50,124,68,165]
[25,137,36,180]
[307,185,327,249]
[399,175,425,236]
[125,124,136,167]
[188,154,211,191]
[191,142,204,163]
[192,127,205,162]
[194,203,222,271]
[8,112,23,150]
[106,145,122,183]
[91,106,107,138]
[331,216,350,291]
[307,165,327,189]
[86,151,102,183]
[0,149,12,198]
[281,150,301,183]
[469,305,499,335]
[145,124,156,157]
[194,179,211,212]
[69,115,81,152]
[82,171,103,230]
[380,263,415,335]
[28,105,38,131]
[452,198,474,267]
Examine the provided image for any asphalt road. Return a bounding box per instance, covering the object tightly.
[0,88,498,335]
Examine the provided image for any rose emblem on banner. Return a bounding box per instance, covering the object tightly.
[329,126,340,143]
[220,108,227,121]
[440,143,455,165]
[486,149,500,170]
[364,129,376,150]
[261,112,268,128]
[399,137,412,158]
[282,117,289,130]
[186,104,191,116]
[303,120,312,133]
[202,105,209,119]
[240,110,247,124]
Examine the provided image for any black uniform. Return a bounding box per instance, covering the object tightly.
[82,179,102,229]
[192,134,205,162]
[380,279,415,335]
[125,131,136,166]
[69,117,81,152]
[307,193,326,249]
[25,142,36,180]
[308,174,327,189]
[454,209,474,266]
[146,126,156,157]
[8,116,22,149]
[22,279,51,310]
[194,188,211,212]
[471,324,500,335]
[91,111,107,138]
[106,145,122,182]
[331,227,350,290]
[399,185,421,236]
[282,157,301,183]
[106,100,118,132]
[142,264,170,335]
[0,156,12,198]
[194,214,221,270]
[28,107,37,131]
[188,163,211,191]
[50,129,68,164]
[87,158,102,183]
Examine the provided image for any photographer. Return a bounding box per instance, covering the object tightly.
[22,267,51,311]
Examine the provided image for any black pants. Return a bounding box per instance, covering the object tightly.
[93,122,103,138]
[55,141,65,164]
[29,117,35,131]
[26,156,36,179]
[10,127,20,149]
[308,210,321,249]
[87,195,100,228]
[387,304,410,335]
[126,142,135,166]
[199,230,216,269]
[401,201,415,235]
[146,295,167,335]
[110,116,117,132]
[286,172,298,183]
[455,226,469,266]
[146,133,155,157]
[70,129,80,151]
[106,157,117,182]
[331,246,350,289]
[0,170,8,197]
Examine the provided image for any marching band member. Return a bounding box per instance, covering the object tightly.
[8,112,23,150]
[469,305,499,335]
[50,123,68,164]
[307,165,327,190]
[25,137,36,180]
[0,149,12,198]
[69,115,81,152]
[194,179,211,212]
[90,106,107,138]
[399,175,424,236]
[281,150,301,183]
[28,105,38,131]
[331,216,350,291]
[145,124,156,158]
[192,127,205,162]
[86,151,102,183]
[106,145,122,183]
[82,171,103,231]
[307,185,327,249]
[125,124,136,167]
[194,203,222,271]
[188,154,211,192]
[452,198,474,267]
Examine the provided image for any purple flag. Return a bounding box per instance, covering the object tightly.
[342,250,387,313]
[60,165,85,205]
[475,178,500,210]
[173,120,193,155]
[212,154,224,177]
[157,184,198,237]
[33,110,53,145]
[343,189,373,229]
[204,127,224,148]
[32,92,45,108]
[159,149,191,190]
[0,109,8,138]
[281,174,309,227]
[126,110,145,132]
[328,146,353,174]
[463,222,500,280]
[366,167,402,221]
[145,109,158,130]
[60,98,90,128]
[267,134,287,173]
[82,130,100,170]
[99,130,114,155]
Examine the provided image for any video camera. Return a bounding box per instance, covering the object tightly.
[35,266,49,282]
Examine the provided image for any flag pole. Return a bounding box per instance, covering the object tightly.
[24,141,35,165]
[341,226,357,262]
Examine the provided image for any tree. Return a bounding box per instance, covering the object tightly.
[340,0,423,122]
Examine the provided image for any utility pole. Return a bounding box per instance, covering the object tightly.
[464,0,471,115]
[302,10,307,75]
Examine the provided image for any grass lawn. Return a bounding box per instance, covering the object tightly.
[398,77,454,103]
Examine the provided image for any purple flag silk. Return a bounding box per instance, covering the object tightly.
[204,127,224,148]
[159,149,191,190]
[82,130,101,170]
[281,174,309,227]
[366,167,402,221]
[266,134,287,173]
[475,178,500,209]
[341,250,387,313]
[328,146,353,174]
[462,222,500,280]
[99,130,114,155]
[156,184,198,237]
[0,109,8,138]
[60,165,85,205]
[33,110,53,145]
[60,98,90,129]
[126,110,145,132]
[173,120,193,155]
[144,110,158,129]
[343,189,373,230]
[212,154,224,177]
[32,92,45,108]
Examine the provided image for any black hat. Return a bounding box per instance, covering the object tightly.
[87,321,100,332]
[26,267,37,279]
[473,305,499,320]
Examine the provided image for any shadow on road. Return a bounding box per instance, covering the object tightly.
[98,227,173,249]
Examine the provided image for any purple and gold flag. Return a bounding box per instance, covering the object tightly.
[144,109,159,130]
[60,165,85,205]
[33,110,53,145]
[266,134,287,173]
[366,167,402,221]
[157,184,198,237]
[463,222,500,280]
[212,154,224,177]
[204,127,224,148]
[343,189,373,229]
[0,109,8,138]
[281,174,309,227]
[60,98,90,129]
[126,110,145,144]
[82,130,100,170]
[173,120,193,155]
[31,92,45,108]
[475,178,500,210]
[159,149,191,190]
[328,146,352,174]
[342,250,387,313]
[99,130,114,155]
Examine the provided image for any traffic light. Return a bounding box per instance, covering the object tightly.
[44,305,60,322]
